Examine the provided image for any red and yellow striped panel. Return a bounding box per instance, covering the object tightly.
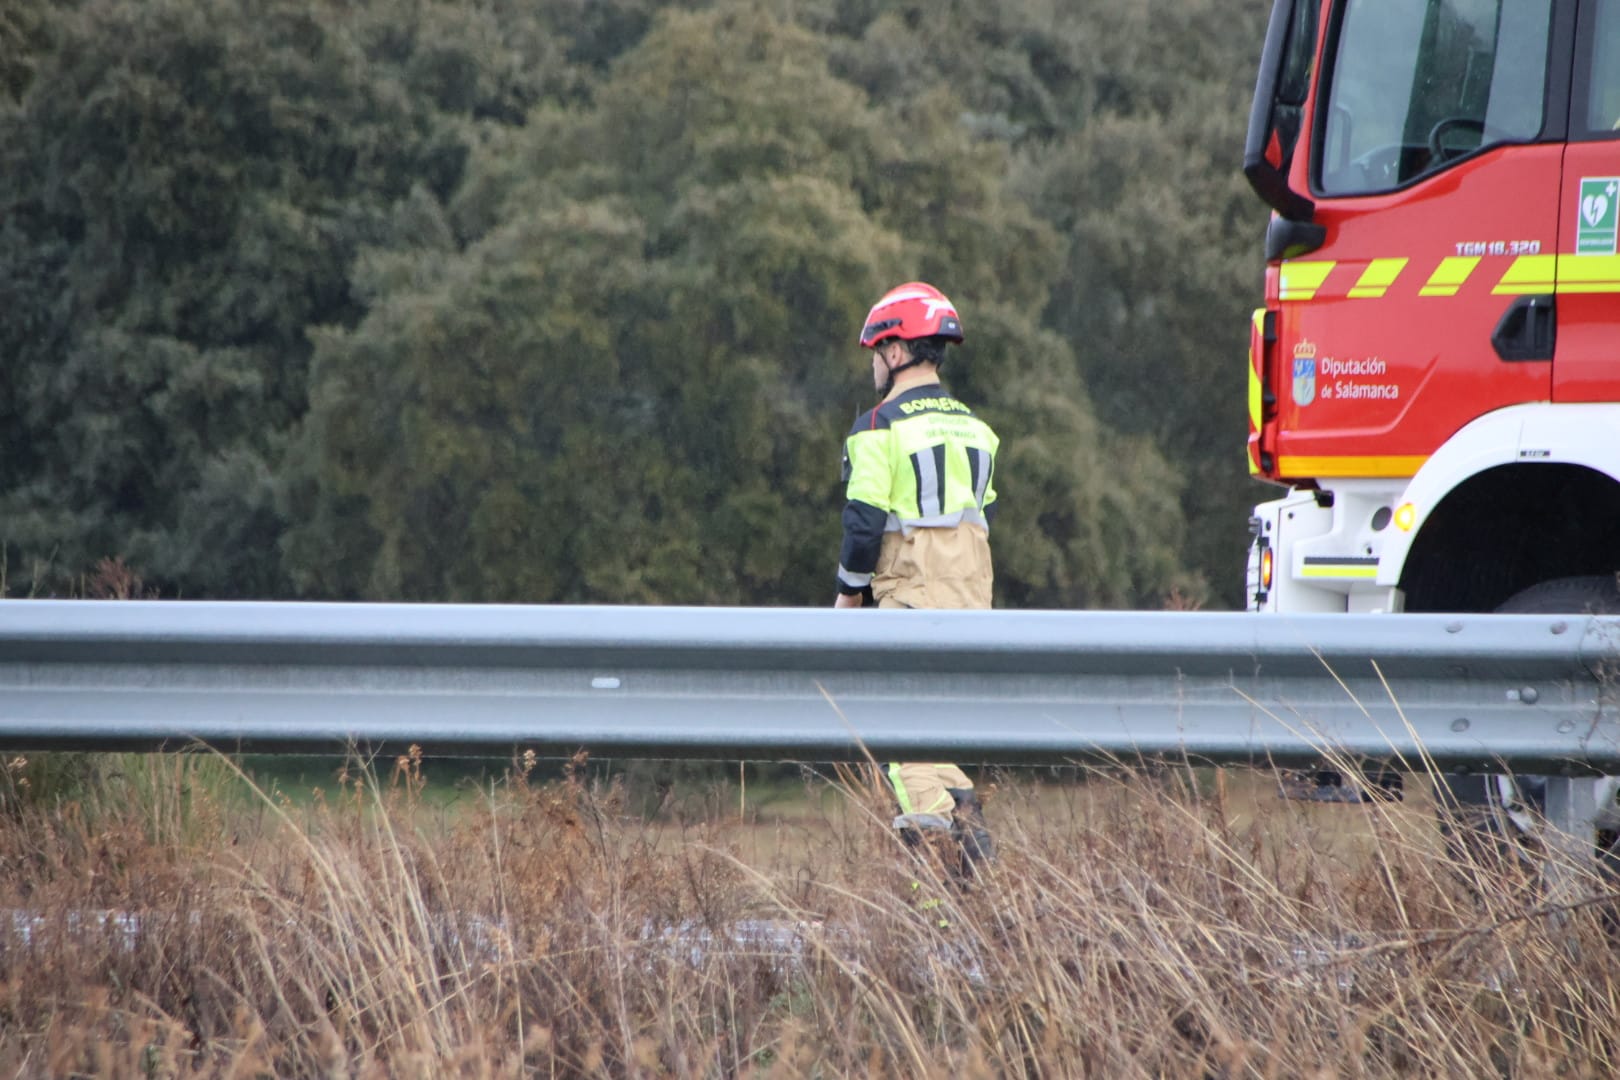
[1278,253,1620,301]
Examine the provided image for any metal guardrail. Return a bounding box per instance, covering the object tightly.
[1,601,1617,772]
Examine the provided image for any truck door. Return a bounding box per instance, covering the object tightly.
[1273,0,1565,479]
[1554,0,1620,402]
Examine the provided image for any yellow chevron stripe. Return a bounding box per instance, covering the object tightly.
[1346,257,1408,298]
[1557,254,1620,293]
[1492,254,1557,294]
[1418,256,1480,296]
[1279,261,1335,301]
[1277,253,1620,301]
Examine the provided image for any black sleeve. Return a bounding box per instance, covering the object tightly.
[837,499,886,596]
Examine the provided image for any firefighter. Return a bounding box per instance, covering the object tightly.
[834,281,998,877]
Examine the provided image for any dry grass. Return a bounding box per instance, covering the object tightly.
[0,751,1615,1078]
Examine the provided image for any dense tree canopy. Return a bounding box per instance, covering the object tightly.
[1,0,1272,607]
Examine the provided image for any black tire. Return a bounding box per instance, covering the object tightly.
[1436,574,1620,878]
[1493,574,1620,615]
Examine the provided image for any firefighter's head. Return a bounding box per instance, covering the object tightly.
[858,282,964,395]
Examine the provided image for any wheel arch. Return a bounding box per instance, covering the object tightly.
[1399,461,1620,612]
[1373,404,1620,613]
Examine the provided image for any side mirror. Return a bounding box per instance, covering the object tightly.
[1244,0,1317,222]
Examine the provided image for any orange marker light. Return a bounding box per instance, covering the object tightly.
[1261,546,1274,590]
[1393,503,1418,532]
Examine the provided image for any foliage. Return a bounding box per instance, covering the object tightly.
[0,0,60,104]
[0,0,584,597]
[2,760,1619,1074]
[1016,0,1274,604]
[3,0,1275,607]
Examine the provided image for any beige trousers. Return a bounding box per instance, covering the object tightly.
[872,523,992,611]
[874,523,989,820]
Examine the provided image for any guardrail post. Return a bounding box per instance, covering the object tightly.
[1543,777,1599,841]
[1542,776,1604,901]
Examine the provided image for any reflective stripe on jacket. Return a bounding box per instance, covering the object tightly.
[887,762,973,817]
[838,383,999,595]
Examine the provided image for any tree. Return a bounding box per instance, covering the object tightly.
[817,0,1275,605]
[0,0,580,595]
[286,1,1192,607]
[1015,0,1274,607]
[0,0,60,104]
[6,0,1263,608]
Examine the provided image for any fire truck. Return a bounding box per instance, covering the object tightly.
[1241,0,1620,820]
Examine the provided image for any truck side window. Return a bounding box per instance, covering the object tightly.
[1317,0,1552,196]
[1586,0,1620,135]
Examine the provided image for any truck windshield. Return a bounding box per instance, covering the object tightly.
[1318,0,1551,196]
[1588,0,1620,136]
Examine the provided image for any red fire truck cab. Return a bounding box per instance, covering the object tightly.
[1244,0,1620,618]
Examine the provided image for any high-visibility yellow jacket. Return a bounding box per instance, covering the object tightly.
[838,382,1000,606]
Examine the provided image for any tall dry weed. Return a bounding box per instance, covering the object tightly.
[0,752,1615,1076]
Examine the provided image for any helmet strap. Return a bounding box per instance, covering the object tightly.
[876,341,929,398]
[878,356,927,398]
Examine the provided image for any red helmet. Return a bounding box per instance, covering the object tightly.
[857,282,964,348]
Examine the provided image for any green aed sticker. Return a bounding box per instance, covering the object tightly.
[1577,177,1620,255]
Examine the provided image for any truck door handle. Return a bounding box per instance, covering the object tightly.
[1491,294,1555,362]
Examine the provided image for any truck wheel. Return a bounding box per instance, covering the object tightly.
[1436,575,1620,880]
[1493,575,1620,615]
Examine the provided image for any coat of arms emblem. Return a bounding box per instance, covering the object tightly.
[1292,342,1317,406]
